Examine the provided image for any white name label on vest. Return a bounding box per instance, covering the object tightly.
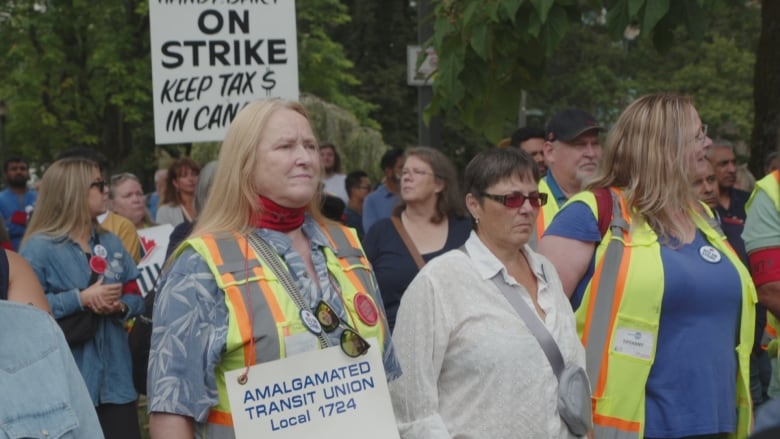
[225,338,399,439]
[612,327,655,360]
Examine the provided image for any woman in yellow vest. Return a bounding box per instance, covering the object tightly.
[538,93,755,438]
[147,99,399,439]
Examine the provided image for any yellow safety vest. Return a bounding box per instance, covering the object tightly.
[573,188,755,439]
[533,176,561,244]
[183,223,389,439]
[747,170,780,356]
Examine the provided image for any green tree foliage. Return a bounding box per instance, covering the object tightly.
[427,0,731,142]
[0,0,153,166]
[750,0,780,176]
[527,1,758,142]
[0,0,379,179]
[334,0,419,148]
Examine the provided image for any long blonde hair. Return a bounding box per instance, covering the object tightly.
[23,157,101,244]
[587,93,700,240]
[192,99,323,238]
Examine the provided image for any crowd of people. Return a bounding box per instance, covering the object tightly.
[2,93,780,438]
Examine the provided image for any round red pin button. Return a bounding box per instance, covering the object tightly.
[353,293,378,326]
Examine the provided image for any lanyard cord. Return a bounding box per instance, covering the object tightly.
[237,235,255,385]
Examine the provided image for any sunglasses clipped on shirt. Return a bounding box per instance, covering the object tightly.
[481,191,548,208]
[315,301,371,358]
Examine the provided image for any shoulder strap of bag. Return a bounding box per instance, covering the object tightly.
[245,232,330,349]
[0,249,8,301]
[391,215,425,270]
[459,246,564,379]
[593,187,613,239]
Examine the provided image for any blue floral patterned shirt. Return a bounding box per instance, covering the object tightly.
[147,217,400,423]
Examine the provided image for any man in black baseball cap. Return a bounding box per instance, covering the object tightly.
[532,109,604,243]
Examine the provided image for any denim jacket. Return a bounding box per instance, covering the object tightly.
[0,301,104,438]
[20,231,144,406]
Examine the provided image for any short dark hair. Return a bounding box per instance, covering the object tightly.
[4,156,28,173]
[380,148,405,172]
[464,147,539,210]
[510,127,545,148]
[345,170,369,196]
[319,142,342,173]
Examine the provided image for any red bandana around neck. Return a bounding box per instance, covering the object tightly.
[252,196,306,233]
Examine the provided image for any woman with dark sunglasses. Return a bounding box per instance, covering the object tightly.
[147,99,399,439]
[19,157,145,439]
[390,147,586,438]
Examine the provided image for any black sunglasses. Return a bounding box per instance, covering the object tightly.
[481,191,548,208]
[315,301,370,358]
[90,180,107,192]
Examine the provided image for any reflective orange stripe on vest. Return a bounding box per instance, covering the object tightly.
[581,189,631,399]
[207,409,233,426]
[593,413,641,439]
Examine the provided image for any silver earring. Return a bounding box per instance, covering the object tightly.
[475,218,480,224]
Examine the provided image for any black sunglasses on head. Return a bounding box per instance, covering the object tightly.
[315,301,370,358]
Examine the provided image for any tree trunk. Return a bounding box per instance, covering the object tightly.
[750,1,780,176]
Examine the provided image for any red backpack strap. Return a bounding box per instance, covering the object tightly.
[592,188,613,239]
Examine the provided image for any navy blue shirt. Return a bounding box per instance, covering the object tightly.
[715,187,750,265]
[363,215,471,331]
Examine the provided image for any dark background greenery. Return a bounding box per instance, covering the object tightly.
[0,0,773,188]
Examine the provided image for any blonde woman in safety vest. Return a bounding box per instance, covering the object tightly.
[147,99,400,439]
[539,93,755,438]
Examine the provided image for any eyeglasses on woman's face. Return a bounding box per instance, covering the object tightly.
[400,167,435,179]
[694,124,708,145]
[481,191,548,209]
[314,301,370,358]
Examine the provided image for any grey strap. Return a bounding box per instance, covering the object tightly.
[246,233,330,349]
[490,275,565,380]
[460,246,564,380]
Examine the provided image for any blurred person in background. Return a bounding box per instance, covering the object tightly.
[363,147,470,331]
[20,157,144,439]
[156,158,199,227]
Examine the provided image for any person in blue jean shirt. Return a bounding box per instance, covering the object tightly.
[20,157,144,439]
[0,300,104,439]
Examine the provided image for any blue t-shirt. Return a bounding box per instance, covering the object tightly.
[362,184,400,234]
[545,200,741,437]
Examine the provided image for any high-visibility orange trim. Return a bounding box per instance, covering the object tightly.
[223,283,254,366]
[232,233,286,325]
[535,213,545,241]
[204,236,225,267]
[595,245,631,397]
[207,409,233,426]
[593,413,641,432]
[767,323,778,338]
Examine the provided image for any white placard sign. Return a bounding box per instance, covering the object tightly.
[149,0,299,144]
[136,224,174,297]
[225,339,399,439]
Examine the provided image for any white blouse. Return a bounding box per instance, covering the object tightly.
[390,231,586,439]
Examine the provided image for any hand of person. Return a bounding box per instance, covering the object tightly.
[80,279,122,314]
[10,210,27,226]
